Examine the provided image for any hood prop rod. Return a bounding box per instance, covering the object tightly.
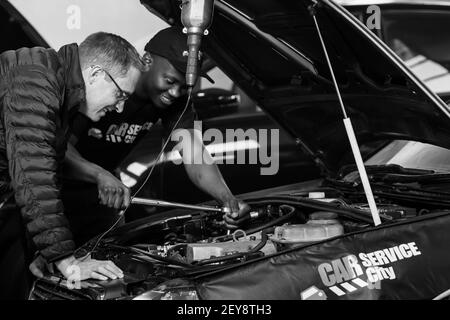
[309,2,381,226]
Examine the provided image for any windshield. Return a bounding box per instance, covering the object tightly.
[366,140,450,173]
[382,8,450,97]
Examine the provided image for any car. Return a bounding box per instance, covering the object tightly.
[28,0,450,300]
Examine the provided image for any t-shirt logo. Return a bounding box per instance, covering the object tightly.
[87,128,103,139]
[103,121,154,144]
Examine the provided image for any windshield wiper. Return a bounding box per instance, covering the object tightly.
[373,184,450,208]
[379,173,450,184]
[327,175,450,208]
[339,164,450,185]
[337,164,435,180]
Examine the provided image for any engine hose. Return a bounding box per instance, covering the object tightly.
[195,252,247,266]
[249,228,269,253]
[244,197,381,224]
[183,264,229,276]
[107,244,194,268]
[130,247,194,268]
[195,227,271,266]
[214,204,296,243]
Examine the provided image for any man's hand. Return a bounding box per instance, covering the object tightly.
[29,254,124,281]
[96,170,130,209]
[29,255,54,278]
[221,197,251,229]
[54,255,124,281]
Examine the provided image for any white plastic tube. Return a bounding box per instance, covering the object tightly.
[343,118,381,226]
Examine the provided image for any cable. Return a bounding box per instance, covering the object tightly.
[78,212,125,261]
[76,87,194,258]
[130,87,194,201]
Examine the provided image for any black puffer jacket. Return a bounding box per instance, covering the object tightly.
[0,44,85,261]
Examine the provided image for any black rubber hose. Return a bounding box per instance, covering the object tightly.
[249,228,269,253]
[195,227,271,266]
[244,197,385,224]
[131,248,194,268]
[214,204,296,242]
[195,252,247,266]
[107,244,194,268]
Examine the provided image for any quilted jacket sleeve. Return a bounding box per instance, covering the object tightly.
[2,65,75,261]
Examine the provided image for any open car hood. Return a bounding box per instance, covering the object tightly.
[141,0,450,175]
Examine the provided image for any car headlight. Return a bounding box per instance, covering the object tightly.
[133,279,199,300]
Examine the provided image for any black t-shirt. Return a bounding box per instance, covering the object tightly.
[71,93,196,172]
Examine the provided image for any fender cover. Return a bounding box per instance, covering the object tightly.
[195,211,450,300]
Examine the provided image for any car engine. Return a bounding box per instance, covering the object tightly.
[29,176,449,300]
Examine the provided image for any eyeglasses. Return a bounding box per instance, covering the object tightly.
[103,69,131,102]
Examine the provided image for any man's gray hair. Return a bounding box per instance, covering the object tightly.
[79,32,145,76]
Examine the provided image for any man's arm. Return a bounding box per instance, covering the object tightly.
[4,66,123,280]
[64,136,130,209]
[64,137,103,183]
[174,129,250,227]
[184,149,234,204]
[3,69,75,262]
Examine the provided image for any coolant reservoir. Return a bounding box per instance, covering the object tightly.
[309,211,338,220]
[271,213,343,245]
[308,211,341,228]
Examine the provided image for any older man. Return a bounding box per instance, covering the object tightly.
[0,31,145,299]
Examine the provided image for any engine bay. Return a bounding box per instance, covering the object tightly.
[30,171,450,300]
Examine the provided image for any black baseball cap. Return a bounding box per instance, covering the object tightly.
[144,26,214,84]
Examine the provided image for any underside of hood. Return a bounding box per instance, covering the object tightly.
[141,0,450,175]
